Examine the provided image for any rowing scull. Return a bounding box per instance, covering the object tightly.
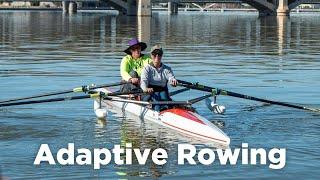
[93,88,230,146]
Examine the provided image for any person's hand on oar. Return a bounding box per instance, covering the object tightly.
[129,78,140,85]
[170,79,178,87]
[145,88,154,94]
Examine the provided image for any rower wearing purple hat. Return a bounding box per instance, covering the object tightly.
[120,38,151,93]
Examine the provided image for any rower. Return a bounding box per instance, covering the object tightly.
[120,38,151,93]
[140,45,177,111]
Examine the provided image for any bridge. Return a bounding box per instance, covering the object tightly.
[156,0,320,16]
[2,0,320,16]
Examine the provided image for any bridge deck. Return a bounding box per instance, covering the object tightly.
[4,0,320,4]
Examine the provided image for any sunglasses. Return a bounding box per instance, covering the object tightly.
[152,53,162,57]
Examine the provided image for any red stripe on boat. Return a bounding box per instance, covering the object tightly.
[160,108,205,125]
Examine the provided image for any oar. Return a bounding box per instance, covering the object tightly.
[169,87,190,96]
[0,81,127,104]
[0,90,142,107]
[188,94,212,104]
[104,97,192,106]
[177,79,320,113]
[105,93,211,106]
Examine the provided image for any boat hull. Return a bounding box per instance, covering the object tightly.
[94,88,230,146]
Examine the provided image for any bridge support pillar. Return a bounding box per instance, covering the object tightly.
[168,1,178,15]
[77,2,83,9]
[138,16,151,45]
[127,0,137,16]
[69,2,77,14]
[138,0,151,16]
[277,0,289,16]
[277,16,289,55]
[62,1,70,14]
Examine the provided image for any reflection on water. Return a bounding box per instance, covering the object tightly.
[1,11,320,179]
[277,16,289,55]
[93,109,179,178]
[138,16,151,46]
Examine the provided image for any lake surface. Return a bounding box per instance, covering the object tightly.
[0,11,320,179]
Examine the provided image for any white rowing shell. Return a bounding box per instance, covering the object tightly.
[94,88,230,146]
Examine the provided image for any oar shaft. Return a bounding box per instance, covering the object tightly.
[0,90,72,104]
[0,90,141,107]
[169,87,190,96]
[180,83,306,110]
[105,97,191,106]
[178,80,319,112]
[223,91,307,110]
[0,95,91,107]
[188,94,212,104]
[105,97,150,105]
[106,91,211,106]
[92,82,127,90]
[104,89,143,96]
[0,81,126,104]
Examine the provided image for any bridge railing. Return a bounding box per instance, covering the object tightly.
[153,0,241,3]
[3,0,100,2]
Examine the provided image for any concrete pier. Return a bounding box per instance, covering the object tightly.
[62,1,69,14]
[62,1,77,14]
[277,0,289,16]
[168,1,178,15]
[137,0,151,16]
[127,0,137,16]
[138,16,151,45]
[69,2,77,14]
[277,16,289,55]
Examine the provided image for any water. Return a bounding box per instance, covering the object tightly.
[1,11,320,179]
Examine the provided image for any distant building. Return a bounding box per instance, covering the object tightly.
[299,4,315,8]
[314,4,320,8]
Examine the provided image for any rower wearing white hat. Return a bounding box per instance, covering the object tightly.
[140,45,177,111]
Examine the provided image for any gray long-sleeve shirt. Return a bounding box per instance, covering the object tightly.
[140,63,176,91]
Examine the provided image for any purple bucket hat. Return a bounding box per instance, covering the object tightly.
[124,38,147,55]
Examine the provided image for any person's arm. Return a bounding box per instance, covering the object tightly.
[146,55,152,64]
[141,66,154,93]
[140,67,149,92]
[166,66,177,87]
[137,55,152,76]
[120,56,132,81]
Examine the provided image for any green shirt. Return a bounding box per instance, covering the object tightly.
[120,54,151,81]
